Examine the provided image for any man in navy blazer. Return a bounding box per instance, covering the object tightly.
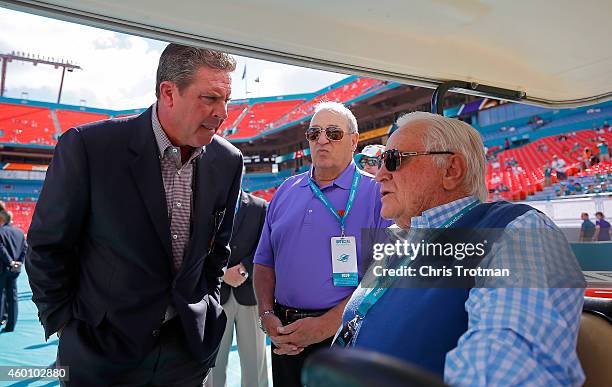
[26,44,243,386]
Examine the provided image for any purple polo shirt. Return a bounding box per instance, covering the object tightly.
[254,162,392,309]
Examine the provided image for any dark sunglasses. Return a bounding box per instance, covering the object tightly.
[359,157,378,167]
[380,149,455,172]
[305,126,349,142]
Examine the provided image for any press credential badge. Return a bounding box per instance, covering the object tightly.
[331,236,358,286]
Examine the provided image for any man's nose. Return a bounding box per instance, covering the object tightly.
[212,102,228,121]
[375,163,390,182]
[317,130,330,144]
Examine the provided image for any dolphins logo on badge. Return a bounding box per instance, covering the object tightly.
[338,253,350,262]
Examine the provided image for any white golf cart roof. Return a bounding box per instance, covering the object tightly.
[2,0,611,107]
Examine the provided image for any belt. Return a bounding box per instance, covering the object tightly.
[274,303,329,325]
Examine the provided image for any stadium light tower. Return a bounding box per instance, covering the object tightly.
[0,51,81,103]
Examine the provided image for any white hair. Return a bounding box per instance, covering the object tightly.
[313,101,359,133]
[395,112,488,202]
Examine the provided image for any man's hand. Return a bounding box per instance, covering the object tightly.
[223,264,247,287]
[273,316,333,349]
[263,314,304,356]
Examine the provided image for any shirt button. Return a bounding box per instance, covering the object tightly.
[172,148,178,153]
[177,170,181,176]
[176,202,182,207]
[152,329,161,337]
[172,234,178,240]
[308,209,313,213]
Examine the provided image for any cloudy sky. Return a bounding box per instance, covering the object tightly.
[0,7,347,110]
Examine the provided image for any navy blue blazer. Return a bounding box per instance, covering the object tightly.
[26,107,243,365]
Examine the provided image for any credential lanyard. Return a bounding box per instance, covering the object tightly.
[308,170,361,237]
[355,199,480,318]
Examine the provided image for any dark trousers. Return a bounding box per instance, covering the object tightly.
[58,317,209,387]
[271,304,334,387]
[271,337,333,387]
[0,273,17,331]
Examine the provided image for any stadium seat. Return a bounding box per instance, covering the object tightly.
[219,103,248,136]
[0,103,56,145]
[55,109,110,132]
[227,100,303,139]
[486,129,612,200]
[272,78,383,128]
[4,201,36,233]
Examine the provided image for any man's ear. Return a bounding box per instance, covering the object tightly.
[158,81,176,107]
[351,132,359,152]
[442,153,467,191]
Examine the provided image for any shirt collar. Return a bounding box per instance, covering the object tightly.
[151,103,203,162]
[410,195,479,229]
[299,161,357,189]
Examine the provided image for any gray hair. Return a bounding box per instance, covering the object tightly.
[156,43,237,98]
[313,101,359,133]
[395,112,488,202]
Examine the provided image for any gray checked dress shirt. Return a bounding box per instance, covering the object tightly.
[151,104,204,321]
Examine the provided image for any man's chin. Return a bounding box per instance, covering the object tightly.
[380,206,395,221]
[313,160,334,170]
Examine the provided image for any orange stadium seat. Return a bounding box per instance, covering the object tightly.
[251,186,278,202]
[272,78,384,128]
[0,103,57,145]
[4,201,36,234]
[487,129,612,200]
[227,100,303,140]
[219,103,248,136]
[55,109,110,132]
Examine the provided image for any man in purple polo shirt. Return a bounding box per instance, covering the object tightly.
[253,101,390,387]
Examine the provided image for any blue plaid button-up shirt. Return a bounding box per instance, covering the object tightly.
[411,196,585,386]
[345,196,585,386]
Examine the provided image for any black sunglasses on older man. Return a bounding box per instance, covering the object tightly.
[305,126,350,142]
[379,149,455,172]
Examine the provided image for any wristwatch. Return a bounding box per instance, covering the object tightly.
[258,310,275,334]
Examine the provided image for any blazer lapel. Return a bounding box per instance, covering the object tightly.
[128,108,172,259]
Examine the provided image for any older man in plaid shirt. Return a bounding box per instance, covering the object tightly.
[335,112,585,386]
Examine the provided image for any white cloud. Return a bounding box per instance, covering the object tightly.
[0,7,347,110]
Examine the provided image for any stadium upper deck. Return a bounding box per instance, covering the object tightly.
[2,72,612,212]
[0,75,399,147]
[0,97,144,147]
